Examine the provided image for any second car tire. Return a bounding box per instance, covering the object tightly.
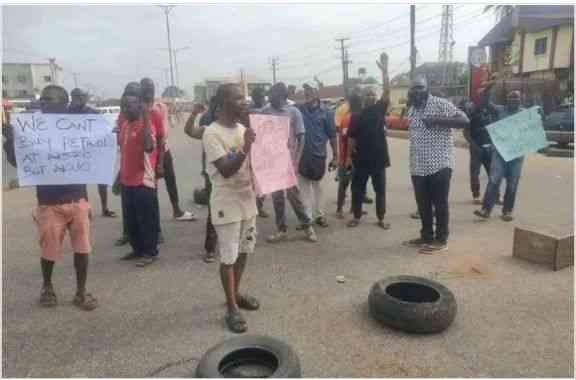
[369,275,457,334]
[195,335,301,378]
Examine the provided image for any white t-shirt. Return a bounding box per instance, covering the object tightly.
[203,121,258,225]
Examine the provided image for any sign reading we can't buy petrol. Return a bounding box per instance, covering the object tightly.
[12,113,117,186]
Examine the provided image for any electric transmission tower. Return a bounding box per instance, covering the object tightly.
[438,5,455,86]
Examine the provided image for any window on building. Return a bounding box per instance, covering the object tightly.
[534,37,547,55]
[17,75,27,84]
[18,90,28,97]
[2,75,7,85]
[43,75,52,83]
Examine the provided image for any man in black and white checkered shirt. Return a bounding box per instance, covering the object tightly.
[404,77,470,253]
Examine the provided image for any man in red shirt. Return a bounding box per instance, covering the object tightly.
[118,83,165,267]
[141,78,195,224]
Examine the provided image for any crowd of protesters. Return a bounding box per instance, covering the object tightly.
[2,52,531,333]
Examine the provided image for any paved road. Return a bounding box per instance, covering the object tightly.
[2,122,573,377]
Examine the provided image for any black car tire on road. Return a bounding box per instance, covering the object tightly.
[196,335,301,378]
[369,275,457,334]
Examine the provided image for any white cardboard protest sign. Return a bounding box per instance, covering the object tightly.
[249,114,297,195]
[12,113,117,186]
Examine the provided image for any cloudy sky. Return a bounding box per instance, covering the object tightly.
[3,3,496,98]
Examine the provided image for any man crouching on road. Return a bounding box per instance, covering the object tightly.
[203,83,259,333]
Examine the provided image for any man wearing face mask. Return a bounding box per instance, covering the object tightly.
[404,77,470,253]
[474,91,525,222]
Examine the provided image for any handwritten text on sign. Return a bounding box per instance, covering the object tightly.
[486,106,548,162]
[249,114,297,195]
[13,113,117,186]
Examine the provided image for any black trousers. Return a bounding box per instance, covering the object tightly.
[411,168,452,243]
[121,186,162,237]
[122,185,159,257]
[351,167,386,220]
[203,173,218,254]
[162,150,180,208]
[470,146,497,199]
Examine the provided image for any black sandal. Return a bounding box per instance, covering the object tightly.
[347,219,360,228]
[225,310,247,334]
[73,293,98,311]
[102,209,117,218]
[39,288,57,307]
[377,220,391,230]
[315,217,329,228]
[237,294,260,311]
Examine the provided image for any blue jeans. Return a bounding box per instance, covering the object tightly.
[482,150,524,214]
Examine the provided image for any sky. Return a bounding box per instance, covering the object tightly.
[3,3,497,99]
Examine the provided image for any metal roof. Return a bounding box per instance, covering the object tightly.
[478,5,574,47]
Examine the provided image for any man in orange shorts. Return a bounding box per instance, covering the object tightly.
[3,85,98,310]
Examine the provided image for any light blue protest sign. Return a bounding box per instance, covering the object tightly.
[12,113,117,186]
[486,106,548,162]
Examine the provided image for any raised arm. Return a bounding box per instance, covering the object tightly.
[376,52,390,106]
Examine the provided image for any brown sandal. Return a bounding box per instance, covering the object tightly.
[39,288,58,307]
[73,293,98,311]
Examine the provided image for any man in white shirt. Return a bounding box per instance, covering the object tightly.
[203,83,259,334]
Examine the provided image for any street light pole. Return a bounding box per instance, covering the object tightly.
[158,5,176,90]
[172,46,191,89]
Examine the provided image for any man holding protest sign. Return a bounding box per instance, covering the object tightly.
[68,87,117,219]
[117,83,165,267]
[404,77,470,253]
[258,82,318,243]
[3,85,98,311]
[203,83,259,333]
[297,84,338,228]
[249,86,269,218]
[474,91,532,222]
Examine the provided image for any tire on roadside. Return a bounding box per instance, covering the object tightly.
[368,275,457,334]
[196,335,301,378]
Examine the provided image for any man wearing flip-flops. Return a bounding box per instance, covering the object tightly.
[3,86,98,310]
[203,83,260,333]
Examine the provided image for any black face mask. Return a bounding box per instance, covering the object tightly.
[408,89,429,107]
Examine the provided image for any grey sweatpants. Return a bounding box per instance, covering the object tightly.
[271,185,312,232]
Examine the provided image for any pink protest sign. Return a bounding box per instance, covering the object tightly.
[249,114,297,195]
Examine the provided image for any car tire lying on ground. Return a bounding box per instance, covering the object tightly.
[196,335,301,378]
[369,275,457,334]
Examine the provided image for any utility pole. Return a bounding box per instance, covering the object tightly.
[438,5,455,87]
[48,58,57,84]
[269,56,279,84]
[158,5,176,90]
[72,72,79,88]
[168,46,190,89]
[336,38,351,96]
[410,5,416,80]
